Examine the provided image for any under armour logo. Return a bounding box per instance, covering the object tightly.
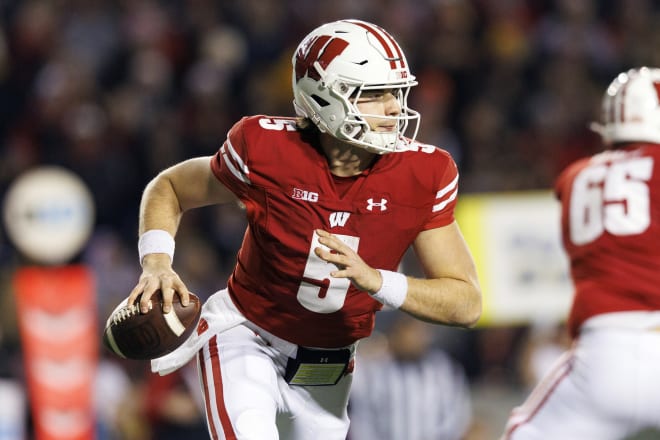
[366,198,388,211]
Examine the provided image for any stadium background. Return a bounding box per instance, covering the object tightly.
[0,0,658,438]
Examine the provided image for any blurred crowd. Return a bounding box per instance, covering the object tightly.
[0,0,659,438]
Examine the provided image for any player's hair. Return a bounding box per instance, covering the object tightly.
[295,117,318,132]
[295,116,322,147]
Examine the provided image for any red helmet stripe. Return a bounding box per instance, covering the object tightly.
[346,20,405,70]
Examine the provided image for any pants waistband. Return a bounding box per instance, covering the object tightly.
[243,321,357,359]
[583,311,660,332]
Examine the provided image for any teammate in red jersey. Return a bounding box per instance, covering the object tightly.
[502,67,660,440]
[127,19,482,440]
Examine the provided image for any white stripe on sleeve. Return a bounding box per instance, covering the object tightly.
[433,189,457,213]
[433,175,459,213]
[220,139,251,184]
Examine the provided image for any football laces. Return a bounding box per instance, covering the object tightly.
[112,303,141,325]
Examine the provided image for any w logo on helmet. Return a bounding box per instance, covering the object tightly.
[295,35,349,82]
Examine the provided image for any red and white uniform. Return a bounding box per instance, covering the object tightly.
[557,144,660,338]
[152,115,460,440]
[211,115,458,348]
[503,143,660,439]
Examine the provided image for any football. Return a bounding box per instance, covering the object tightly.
[103,291,202,360]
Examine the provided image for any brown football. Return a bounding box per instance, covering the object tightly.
[103,291,201,360]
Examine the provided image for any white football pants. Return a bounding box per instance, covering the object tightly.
[196,323,353,440]
[502,321,660,439]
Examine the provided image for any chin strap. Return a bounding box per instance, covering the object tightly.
[361,131,399,153]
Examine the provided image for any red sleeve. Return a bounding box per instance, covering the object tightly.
[210,117,251,199]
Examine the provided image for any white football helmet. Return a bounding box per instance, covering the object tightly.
[292,19,420,154]
[592,67,660,145]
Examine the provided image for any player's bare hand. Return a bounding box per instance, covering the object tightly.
[314,229,383,293]
[128,254,191,314]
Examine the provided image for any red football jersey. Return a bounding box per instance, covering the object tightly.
[210,116,459,347]
[555,143,660,337]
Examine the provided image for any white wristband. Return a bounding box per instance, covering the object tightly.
[370,270,408,309]
[138,229,175,265]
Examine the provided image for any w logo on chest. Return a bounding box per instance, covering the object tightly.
[329,212,351,228]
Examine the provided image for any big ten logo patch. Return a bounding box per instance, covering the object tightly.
[292,188,319,202]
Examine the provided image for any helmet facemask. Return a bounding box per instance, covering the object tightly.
[343,84,420,153]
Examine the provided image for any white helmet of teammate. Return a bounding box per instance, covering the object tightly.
[592,67,660,145]
[292,19,420,154]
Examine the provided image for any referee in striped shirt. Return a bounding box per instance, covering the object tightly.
[348,314,473,440]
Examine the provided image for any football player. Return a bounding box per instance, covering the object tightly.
[502,67,660,439]
[127,19,482,440]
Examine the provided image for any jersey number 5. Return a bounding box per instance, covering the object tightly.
[570,157,653,245]
[297,233,360,313]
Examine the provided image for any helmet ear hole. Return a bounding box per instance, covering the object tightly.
[311,95,330,107]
